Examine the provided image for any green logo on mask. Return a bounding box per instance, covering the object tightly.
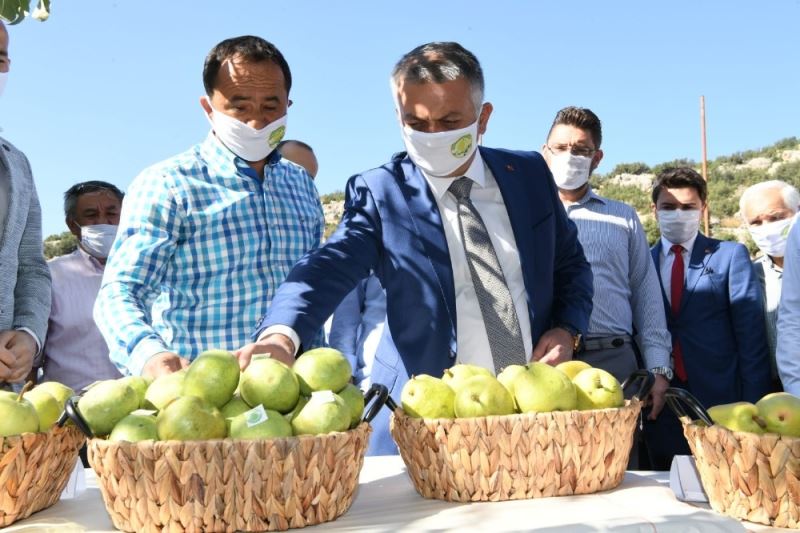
[268,125,286,148]
[451,134,473,158]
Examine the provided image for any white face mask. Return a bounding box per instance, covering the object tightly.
[0,72,7,98]
[205,100,287,162]
[80,224,118,259]
[657,209,701,244]
[401,120,479,177]
[749,215,795,258]
[548,152,592,190]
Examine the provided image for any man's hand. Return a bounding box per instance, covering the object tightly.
[235,333,295,370]
[142,352,190,379]
[646,374,670,420]
[530,327,574,366]
[0,330,37,383]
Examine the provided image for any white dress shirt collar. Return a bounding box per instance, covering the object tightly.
[420,151,487,201]
[660,233,698,259]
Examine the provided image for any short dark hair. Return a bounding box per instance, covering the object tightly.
[203,35,292,96]
[392,42,484,109]
[64,181,124,219]
[651,167,708,205]
[548,107,603,148]
[277,139,314,153]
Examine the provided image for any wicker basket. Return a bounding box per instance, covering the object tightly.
[390,399,642,502]
[0,424,85,526]
[666,387,800,528]
[86,420,372,532]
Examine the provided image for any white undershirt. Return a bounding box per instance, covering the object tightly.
[659,234,698,306]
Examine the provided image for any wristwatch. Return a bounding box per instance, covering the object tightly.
[650,366,674,381]
[557,324,583,353]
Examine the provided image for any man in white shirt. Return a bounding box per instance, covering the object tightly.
[239,41,593,454]
[41,181,124,391]
[646,167,770,469]
[740,180,798,391]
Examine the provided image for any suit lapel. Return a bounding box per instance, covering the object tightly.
[396,157,457,345]
[681,233,714,312]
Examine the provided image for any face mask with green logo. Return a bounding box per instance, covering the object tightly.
[401,119,479,177]
[204,99,287,162]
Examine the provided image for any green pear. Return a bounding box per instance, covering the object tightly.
[293,348,352,395]
[78,380,140,436]
[514,362,577,413]
[337,383,365,428]
[441,364,492,392]
[34,381,75,408]
[220,395,251,431]
[556,360,593,380]
[572,368,624,410]
[0,391,39,436]
[109,412,158,442]
[156,396,226,441]
[454,375,515,418]
[239,356,299,413]
[119,376,149,408]
[756,392,800,437]
[143,369,187,411]
[497,364,526,410]
[290,391,350,435]
[708,402,766,434]
[229,405,292,439]
[284,395,309,423]
[182,349,240,408]
[23,388,61,431]
[401,374,455,419]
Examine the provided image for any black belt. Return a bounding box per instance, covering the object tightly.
[582,335,632,352]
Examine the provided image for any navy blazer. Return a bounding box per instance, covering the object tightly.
[651,234,771,407]
[258,147,593,453]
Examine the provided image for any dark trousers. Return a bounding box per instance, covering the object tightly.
[641,378,692,470]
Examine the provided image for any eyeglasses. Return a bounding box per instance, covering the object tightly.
[546,144,596,158]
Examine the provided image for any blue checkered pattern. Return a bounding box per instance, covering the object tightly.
[94,133,325,376]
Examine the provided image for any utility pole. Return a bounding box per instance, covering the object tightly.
[700,96,711,236]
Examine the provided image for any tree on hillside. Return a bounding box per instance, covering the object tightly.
[0,0,50,24]
[43,231,77,260]
[609,162,650,176]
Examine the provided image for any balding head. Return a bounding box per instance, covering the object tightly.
[277,140,318,178]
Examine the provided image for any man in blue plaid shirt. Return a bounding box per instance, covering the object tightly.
[94,36,324,379]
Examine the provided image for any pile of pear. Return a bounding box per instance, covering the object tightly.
[61,348,363,443]
[0,381,75,437]
[708,392,800,438]
[400,360,624,419]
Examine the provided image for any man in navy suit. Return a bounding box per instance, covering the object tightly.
[238,42,593,454]
[645,167,771,469]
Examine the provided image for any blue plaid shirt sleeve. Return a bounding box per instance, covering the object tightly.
[94,167,182,377]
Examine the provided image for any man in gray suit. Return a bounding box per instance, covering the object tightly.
[0,21,51,390]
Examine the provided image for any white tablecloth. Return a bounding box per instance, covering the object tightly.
[3,456,791,532]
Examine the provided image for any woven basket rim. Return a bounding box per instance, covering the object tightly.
[393,397,642,422]
[88,420,371,449]
[683,419,800,442]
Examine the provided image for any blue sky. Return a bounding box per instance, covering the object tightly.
[2,0,799,237]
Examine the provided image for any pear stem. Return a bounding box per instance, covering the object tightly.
[16,381,34,403]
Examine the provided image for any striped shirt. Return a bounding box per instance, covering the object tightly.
[564,188,671,369]
[95,133,324,376]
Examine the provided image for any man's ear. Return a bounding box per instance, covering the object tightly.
[66,218,81,239]
[477,102,493,136]
[200,95,212,115]
[590,149,604,173]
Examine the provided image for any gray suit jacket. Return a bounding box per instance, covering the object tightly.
[0,135,51,365]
